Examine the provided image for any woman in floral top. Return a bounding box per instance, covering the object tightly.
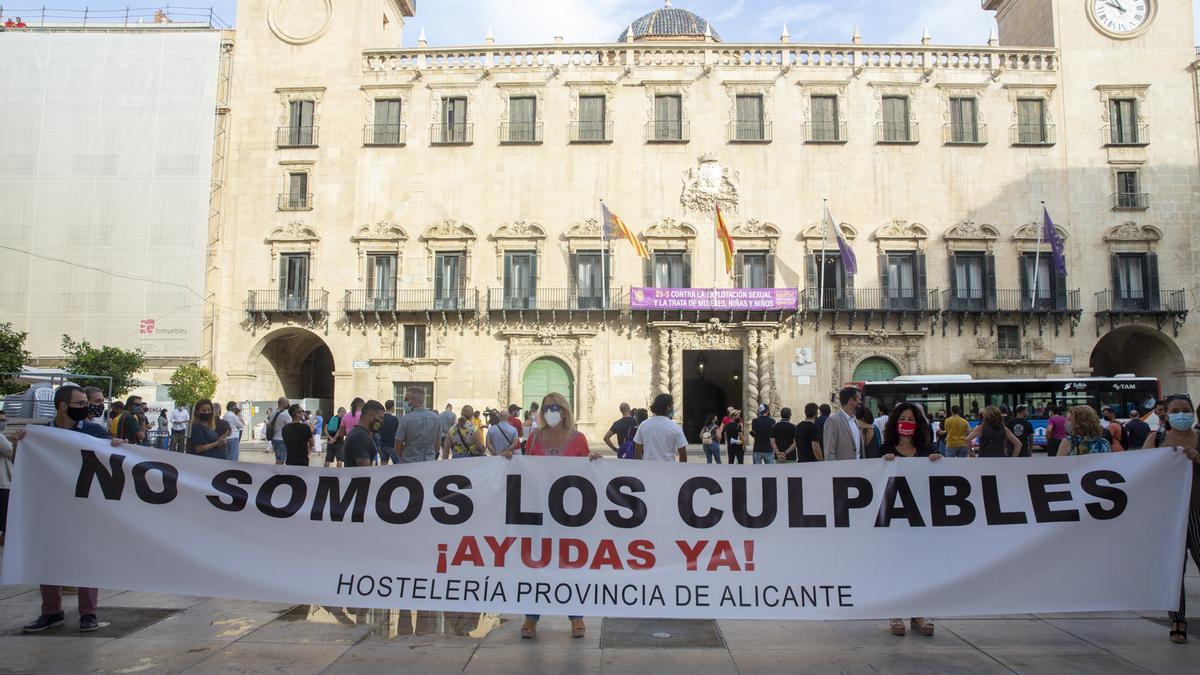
[1056,405,1111,456]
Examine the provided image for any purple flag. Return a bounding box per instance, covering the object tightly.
[1043,207,1067,276]
[824,204,857,275]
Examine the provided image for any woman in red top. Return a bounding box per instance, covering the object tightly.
[502,392,600,640]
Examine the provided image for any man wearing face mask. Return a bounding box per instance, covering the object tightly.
[222,401,245,461]
[114,395,147,445]
[634,393,689,462]
[823,387,864,461]
[345,400,385,467]
[82,387,106,426]
[169,401,190,453]
[394,388,443,464]
[281,403,314,466]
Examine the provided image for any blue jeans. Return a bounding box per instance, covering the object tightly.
[271,439,287,462]
[226,437,241,462]
[379,442,399,464]
[703,443,722,463]
[944,446,969,458]
[753,452,776,464]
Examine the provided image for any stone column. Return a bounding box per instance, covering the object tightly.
[657,330,672,396]
[745,330,760,412]
[670,332,683,424]
[758,331,773,413]
[332,370,354,409]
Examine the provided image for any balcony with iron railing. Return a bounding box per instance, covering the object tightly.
[801,288,940,312]
[276,125,318,148]
[1112,192,1150,210]
[430,122,473,145]
[278,193,312,211]
[343,289,478,314]
[646,120,689,143]
[246,290,328,315]
[941,289,1081,313]
[875,122,919,145]
[804,121,848,144]
[1103,124,1149,147]
[727,120,772,143]
[363,123,407,146]
[1096,289,1188,335]
[943,123,987,146]
[1011,123,1055,146]
[486,288,625,312]
[500,122,543,144]
[569,120,614,143]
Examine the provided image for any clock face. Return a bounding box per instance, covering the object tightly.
[1090,0,1153,36]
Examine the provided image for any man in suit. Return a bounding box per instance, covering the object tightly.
[823,386,863,461]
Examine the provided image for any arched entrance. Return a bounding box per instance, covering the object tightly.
[1090,326,1186,394]
[522,357,573,412]
[250,327,335,401]
[853,357,900,382]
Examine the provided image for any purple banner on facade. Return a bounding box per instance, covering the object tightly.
[630,287,799,311]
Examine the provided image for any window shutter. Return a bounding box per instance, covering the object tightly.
[948,254,959,301]
[766,252,776,288]
[1054,258,1068,310]
[733,252,744,288]
[434,255,445,298]
[568,253,578,297]
[805,253,818,308]
[457,254,468,304]
[878,254,889,300]
[1109,255,1122,305]
[682,253,692,288]
[983,253,997,311]
[843,262,855,310]
[1145,253,1160,310]
[915,252,928,307]
[644,255,653,288]
[529,253,538,306]
[1018,255,1030,310]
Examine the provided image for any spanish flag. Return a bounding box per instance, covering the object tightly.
[601,203,649,259]
[715,204,735,274]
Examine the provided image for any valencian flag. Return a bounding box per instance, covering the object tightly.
[601,202,649,259]
[824,203,857,275]
[1042,206,1067,276]
[715,204,735,274]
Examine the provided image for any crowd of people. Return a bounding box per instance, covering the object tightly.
[0,383,1196,644]
[2,16,29,29]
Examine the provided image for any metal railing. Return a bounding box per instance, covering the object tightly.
[875,122,919,144]
[276,125,318,148]
[570,120,614,143]
[246,290,328,314]
[500,122,543,144]
[1103,124,1149,147]
[646,120,689,143]
[1011,123,1055,146]
[1112,192,1150,210]
[430,123,473,145]
[942,289,1079,312]
[727,120,772,143]
[487,288,624,311]
[943,123,987,145]
[363,123,407,146]
[1095,290,1187,314]
[278,193,312,210]
[801,288,939,311]
[343,289,478,313]
[0,6,232,28]
[804,121,847,143]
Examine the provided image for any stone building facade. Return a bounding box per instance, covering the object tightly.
[210,0,1200,438]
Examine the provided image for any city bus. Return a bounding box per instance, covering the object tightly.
[858,375,1160,450]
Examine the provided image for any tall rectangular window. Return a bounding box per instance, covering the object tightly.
[949,97,979,143]
[1116,170,1142,208]
[394,382,433,413]
[953,254,985,306]
[279,253,309,310]
[434,252,464,310]
[574,252,607,309]
[884,253,917,309]
[441,97,468,143]
[997,325,1021,358]
[881,96,910,142]
[739,253,769,289]
[507,96,537,142]
[373,99,402,144]
[366,254,396,309]
[734,94,764,141]
[1109,98,1138,144]
[1115,254,1146,302]
[810,95,839,141]
[1016,98,1046,144]
[403,325,427,359]
[287,172,308,209]
[288,100,314,145]
[504,251,537,309]
[578,95,607,141]
[653,94,682,141]
[1021,254,1059,310]
[653,252,685,288]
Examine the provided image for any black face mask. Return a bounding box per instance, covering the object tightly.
[88,403,105,418]
[371,420,383,432]
[66,406,90,422]
[197,412,212,421]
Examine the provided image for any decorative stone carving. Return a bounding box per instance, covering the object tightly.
[944,220,1000,252]
[422,219,477,242]
[868,81,920,124]
[352,221,407,243]
[361,83,413,126]
[796,80,849,125]
[721,80,774,125]
[566,80,617,122]
[1096,84,1150,126]
[642,79,692,124]
[267,222,320,244]
[1003,84,1056,127]
[268,0,334,46]
[1103,222,1161,242]
[275,87,325,126]
[351,222,407,282]
[494,82,547,126]
[746,330,760,410]
[681,154,740,215]
[799,221,858,243]
[1012,221,1070,253]
[936,83,989,126]
[642,218,698,257]
[427,84,479,128]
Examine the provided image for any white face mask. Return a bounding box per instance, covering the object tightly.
[543,410,563,428]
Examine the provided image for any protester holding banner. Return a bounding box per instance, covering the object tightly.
[1146,394,1200,644]
[186,399,228,460]
[1057,406,1111,456]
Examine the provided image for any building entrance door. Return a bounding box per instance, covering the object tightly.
[522,358,574,413]
[682,350,743,443]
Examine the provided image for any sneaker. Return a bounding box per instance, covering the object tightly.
[80,614,101,632]
[23,612,65,633]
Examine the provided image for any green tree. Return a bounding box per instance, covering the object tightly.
[60,336,146,399]
[167,363,218,410]
[0,323,31,395]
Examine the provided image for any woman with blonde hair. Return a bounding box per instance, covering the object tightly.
[1056,405,1111,456]
[966,405,1022,458]
[502,392,601,640]
[187,399,229,459]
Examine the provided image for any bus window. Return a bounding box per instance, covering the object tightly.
[902,395,948,419]
[1055,393,1092,412]
[962,395,985,420]
[1023,394,1056,418]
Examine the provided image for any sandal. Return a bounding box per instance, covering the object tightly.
[520,619,537,640]
[889,619,906,636]
[1170,620,1187,644]
[571,618,585,638]
[911,618,935,636]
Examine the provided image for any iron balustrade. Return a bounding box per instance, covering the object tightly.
[1095,290,1187,314]
[1011,123,1055,146]
[278,193,312,210]
[943,123,988,145]
[1112,192,1150,210]
[804,121,848,143]
[276,125,318,148]
[431,123,473,145]
[728,121,772,143]
[500,122,543,144]
[246,290,328,314]
[942,289,1079,313]
[342,289,478,313]
[1103,123,1149,147]
[363,123,407,146]
[569,121,614,143]
[487,288,623,312]
[646,120,689,143]
[801,288,939,311]
[876,122,919,144]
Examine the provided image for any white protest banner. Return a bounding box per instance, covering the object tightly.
[1,427,1191,619]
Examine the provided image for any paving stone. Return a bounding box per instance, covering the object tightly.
[985,647,1149,674]
[4,607,183,639]
[51,637,226,674]
[1107,646,1200,674]
[102,591,208,610]
[124,606,282,642]
[731,648,874,674]
[598,647,736,675]
[938,619,1084,650]
[601,618,724,649]
[240,607,372,645]
[177,641,349,675]
[463,645,602,674]
[855,647,1012,674]
[477,613,598,649]
[324,641,476,674]
[0,635,117,674]
[1043,618,1176,648]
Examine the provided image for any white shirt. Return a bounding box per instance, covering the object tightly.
[170,408,190,432]
[271,409,292,441]
[633,415,688,462]
[223,411,245,436]
[836,409,863,459]
[873,414,889,439]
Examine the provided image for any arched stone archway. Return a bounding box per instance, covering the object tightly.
[247,327,336,401]
[1089,326,1186,394]
[852,356,902,382]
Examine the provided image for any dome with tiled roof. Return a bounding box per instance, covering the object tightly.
[617,1,720,42]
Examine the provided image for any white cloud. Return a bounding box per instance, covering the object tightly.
[712,0,747,23]
[412,0,646,46]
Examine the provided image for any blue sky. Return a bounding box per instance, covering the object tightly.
[21,1,1200,46]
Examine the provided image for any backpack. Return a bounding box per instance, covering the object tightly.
[327,415,340,435]
[618,425,637,459]
[700,424,715,444]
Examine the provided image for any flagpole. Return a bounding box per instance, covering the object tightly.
[819,198,828,309]
[599,199,610,306]
[714,206,719,290]
[1031,200,1044,309]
